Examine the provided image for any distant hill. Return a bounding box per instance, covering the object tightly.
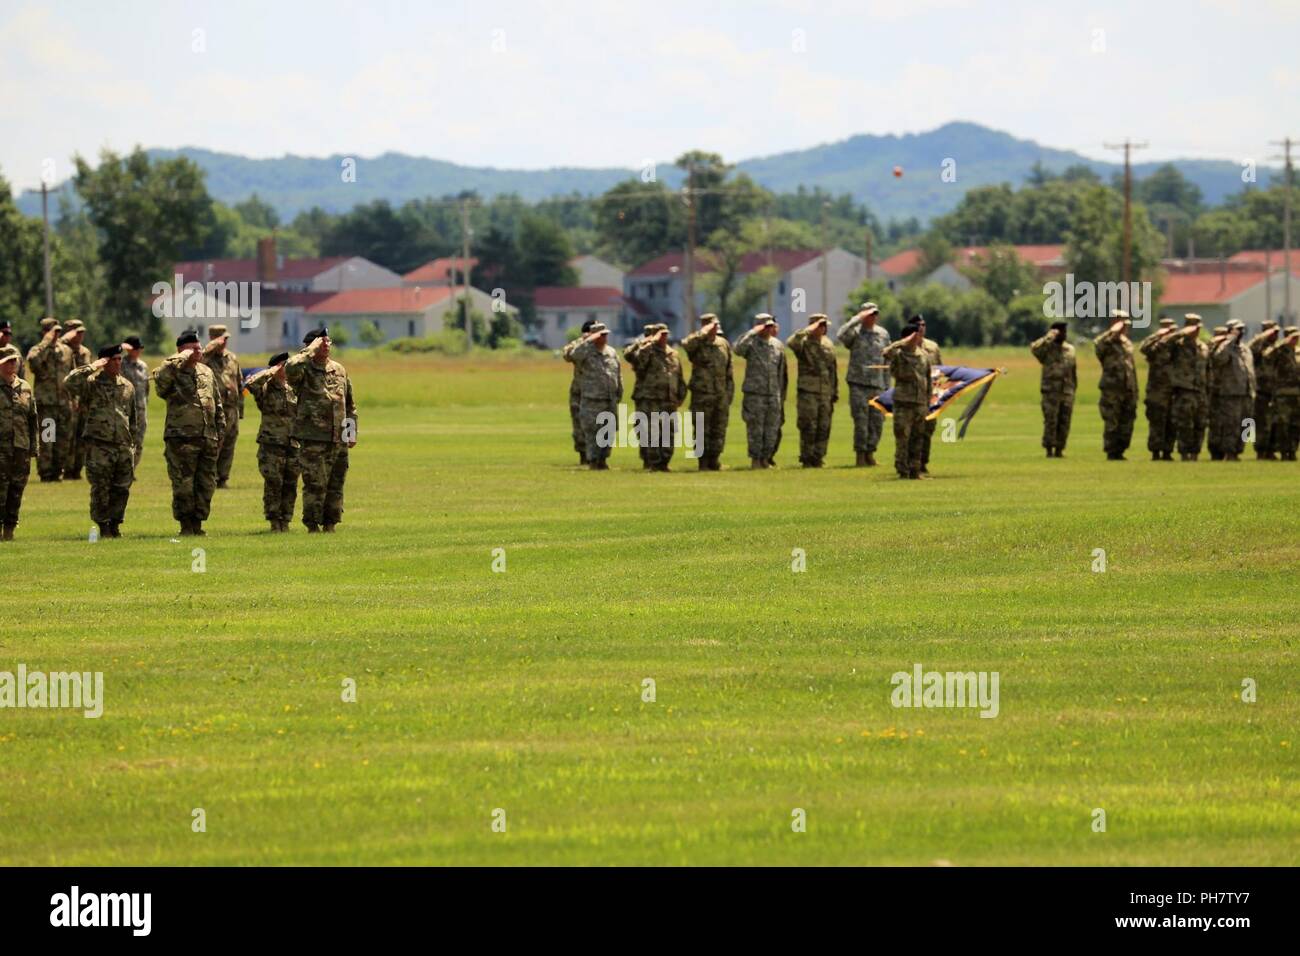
[16,121,1277,225]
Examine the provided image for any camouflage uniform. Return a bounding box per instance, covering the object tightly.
[0,343,23,380]
[570,337,623,467]
[883,337,932,478]
[785,325,838,467]
[1139,327,1176,457]
[1029,332,1077,454]
[64,364,137,534]
[26,334,74,481]
[681,326,734,470]
[733,328,787,464]
[837,317,891,461]
[119,354,151,470]
[919,338,942,472]
[1248,325,1280,458]
[154,353,225,532]
[561,337,587,463]
[624,338,687,470]
[1166,329,1208,458]
[1209,334,1255,459]
[64,338,92,479]
[1263,337,1300,460]
[203,343,243,486]
[0,368,37,538]
[1192,336,1211,454]
[1205,328,1228,459]
[285,349,355,530]
[1093,326,1137,458]
[245,368,300,527]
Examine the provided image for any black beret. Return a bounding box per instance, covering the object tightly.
[98,344,123,359]
[0,321,11,332]
[176,330,200,347]
[303,326,328,345]
[269,351,289,366]
[1050,321,1068,332]
[123,335,143,349]
[903,317,923,334]
[580,319,596,334]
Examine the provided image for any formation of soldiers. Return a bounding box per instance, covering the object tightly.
[0,320,356,541]
[563,302,943,479]
[1030,309,1300,461]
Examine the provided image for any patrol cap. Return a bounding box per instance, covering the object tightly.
[1212,325,1229,335]
[588,322,610,336]
[97,344,123,359]
[176,330,200,348]
[698,313,718,324]
[40,317,59,332]
[1286,326,1300,336]
[303,326,329,345]
[1227,319,1245,329]
[809,313,829,326]
[123,335,143,350]
[1183,313,1202,326]
[755,313,777,328]
[0,351,18,366]
[1049,320,1068,332]
[1158,317,1176,327]
[1111,309,1130,320]
[1262,320,1279,329]
[860,302,880,316]
[64,319,85,332]
[642,323,665,336]
[269,351,290,365]
[208,324,228,338]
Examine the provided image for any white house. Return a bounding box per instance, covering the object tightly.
[569,254,625,290]
[304,284,515,344]
[532,286,642,349]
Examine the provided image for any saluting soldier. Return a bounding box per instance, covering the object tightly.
[1209,320,1255,462]
[561,319,597,465]
[1139,316,1178,460]
[624,325,687,472]
[883,316,933,479]
[286,328,356,532]
[786,314,838,468]
[837,302,891,467]
[0,321,23,379]
[245,351,299,531]
[569,322,623,471]
[203,324,243,488]
[1029,320,1077,457]
[119,335,150,470]
[917,316,943,475]
[1205,325,1231,460]
[681,313,734,471]
[60,319,92,480]
[0,350,37,540]
[623,323,665,469]
[26,318,73,481]
[1262,327,1300,461]
[1093,310,1138,460]
[1248,320,1281,459]
[64,345,138,538]
[733,314,787,469]
[154,330,225,536]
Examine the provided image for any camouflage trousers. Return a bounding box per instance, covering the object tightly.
[1171,388,1205,455]
[848,384,885,454]
[0,446,31,529]
[36,402,72,480]
[1144,391,1174,454]
[257,441,300,522]
[214,414,239,484]
[568,386,583,457]
[741,393,782,461]
[1040,392,1074,450]
[691,397,730,462]
[579,397,617,464]
[1271,393,1300,457]
[1210,395,1251,456]
[133,416,147,470]
[298,440,349,527]
[1098,392,1136,456]
[84,440,134,525]
[921,416,937,468]
[636,401,679,469]
[1252,391,1275,456]
[164,436,219,522]
[795,391,833,465]
[64,407,84,478]
[893,402,928,476]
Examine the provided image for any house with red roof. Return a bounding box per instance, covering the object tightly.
[875,244,1066,293]
[1157,265,1300,333]
[305,283,515,344]
[403,257,479,287]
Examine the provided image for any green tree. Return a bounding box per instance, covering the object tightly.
[518,215,577,287]
[840,278,904,335]
[698,228,777,337]
[358,321,385,347]
[593,178,683,268]
[234,193,280,230]
[0,172,50,337]
[964,243,1042,305]
[951,288,1006,346]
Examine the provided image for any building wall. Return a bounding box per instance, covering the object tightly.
[779,249,868,337]
[572,255,625,289]
[309,258,404,293]
[535,304,622,350]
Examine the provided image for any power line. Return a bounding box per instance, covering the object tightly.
[1103,139,1148,285]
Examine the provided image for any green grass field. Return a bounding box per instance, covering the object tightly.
[2,346,1297,866]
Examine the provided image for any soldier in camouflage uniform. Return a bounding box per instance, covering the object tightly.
[154,330,225,536]
[119,335,150,470]
[1209,320,1255,461]
[837,302,891,467]
[561,319,597,465]
[1138,317,1177,460]
[203,325,243,488]
[569,322,623,470]
[1166,314,1207,460]
[624,326,687,472]
[681,313,734,471]
[64,345,137,538]
[917,317,943,474]
[0,350,37,540]
[0,321,23,380]
[245,351,299,531]
[623,323,665,469]
[786,314,838,468]
[1205,325,1230,459]
[1029,320,1077,457]
[26,318,73,481]
[883,317,933,479]
[1248,320,1281,459]
[60,320,92,480]
[734,314,787,469]
[286,328,356,532]
[1263,327,1300,461]
[1093,312,1138,460]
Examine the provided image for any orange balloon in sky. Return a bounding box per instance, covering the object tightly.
[893,166,904,178]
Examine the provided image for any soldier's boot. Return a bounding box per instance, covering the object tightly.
[1049,448,1057,458]
[766,458,778,468]
[698,457,708,470]
[865,453,877,467]
[323,524,336,533]
[1,525,13,541]
[216,480,229,489]
[192,522,206,536]
[1151,451,1161,461]
[906,469,920,480]
[1055,448,1065,458]
[107,523,121,538]
[1163,451,1174,460]
[96,521,112,538]
[856,451,868,467]
[751,458,765,470]
[578,453,587,466]
[306,522,320,533]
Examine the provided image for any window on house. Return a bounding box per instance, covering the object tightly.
[647,285,655,299]
[778,281,786,295]
[408,320,415,336]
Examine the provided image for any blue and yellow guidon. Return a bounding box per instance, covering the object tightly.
[869,366,1002,437]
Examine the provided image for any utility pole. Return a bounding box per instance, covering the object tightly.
[820,200,830,313]
[683,162,696,332]
[1104,139,1148,285]
[1270,136,1295,321]
[460,198,473,350]
[764,211,774,313]
[41,182,53,316]
[865,229,873,281]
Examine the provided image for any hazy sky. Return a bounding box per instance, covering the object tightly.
[3,0,1299,190]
